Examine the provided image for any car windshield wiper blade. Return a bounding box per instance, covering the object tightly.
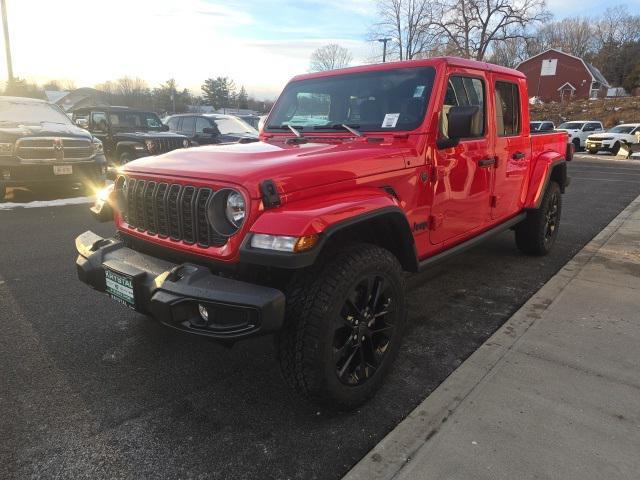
[313,124,363,136]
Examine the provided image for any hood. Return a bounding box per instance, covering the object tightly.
[0,122,92,142]
[124,139,411,199]
[115,130,187,139]
[587,132,615,139]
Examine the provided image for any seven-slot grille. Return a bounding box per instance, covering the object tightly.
[155,138,185,154]
[120,176,226,248]
[15,137,93,162]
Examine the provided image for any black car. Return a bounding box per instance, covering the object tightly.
[72,106,189,166]
[164,114,258,146]
[0,96,106,201]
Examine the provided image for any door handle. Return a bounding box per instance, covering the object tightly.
[478,157,496,167]
[512,151,526,160]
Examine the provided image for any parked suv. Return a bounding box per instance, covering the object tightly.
[165,114,258,146]
[76,57,570,408]
[72,106,189,166]
[0,96,106,201]
[585,123,640,155]
[530,121,555,132]
[556,120,603,151]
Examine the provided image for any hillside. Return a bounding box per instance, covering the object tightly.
[529,97,640,128]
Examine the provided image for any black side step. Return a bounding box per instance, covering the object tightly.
[418,213,526,271]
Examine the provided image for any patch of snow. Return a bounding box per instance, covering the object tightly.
[0,196,94,210]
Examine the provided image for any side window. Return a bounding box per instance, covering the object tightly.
[167,117,179,131]
[589,122,601,131]
[441,75,485,139]
[91,112,108,132]
[195,117,210,134]
[494,81,520,137]
[181,116,195,134]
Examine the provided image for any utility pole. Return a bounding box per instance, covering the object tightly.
[377,38,392,63]
[1,0,13,86]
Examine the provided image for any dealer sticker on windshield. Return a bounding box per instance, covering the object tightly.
[381,113,400,128]
[104,269,135,308]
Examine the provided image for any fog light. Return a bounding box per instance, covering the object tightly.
[198,304,209,322]
[2,168,9,180]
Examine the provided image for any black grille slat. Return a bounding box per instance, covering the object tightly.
[167,184,182,240]
[155,183,169,237]
[134,180,147,231]
[143,181,157,235]
[180,186,196,244]
[120,177,227,248]
[126,178,137,226]
[195,188,212,247]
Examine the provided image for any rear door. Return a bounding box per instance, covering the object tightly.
[430,71,493,245]
[491,77,529,221]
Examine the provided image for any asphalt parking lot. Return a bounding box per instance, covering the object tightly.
[2,155,640,480]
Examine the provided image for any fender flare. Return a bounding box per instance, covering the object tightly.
[525,154,567,209]
[239,189,418,271]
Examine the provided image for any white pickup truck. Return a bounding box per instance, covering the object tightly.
[556,121,604,151]
[585,123,640,155]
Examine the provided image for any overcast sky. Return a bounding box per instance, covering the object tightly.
[1,0,635,99]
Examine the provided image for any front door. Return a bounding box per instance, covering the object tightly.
[430,73,493,245]
[492,78,529,220]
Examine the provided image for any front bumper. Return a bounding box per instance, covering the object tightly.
[75,231,286,341]
[0,155,106,187]
[585,140,613,151]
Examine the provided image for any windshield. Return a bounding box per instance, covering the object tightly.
[558,122,585,130]
[109,111,164,130]
[0,99,72,126]
[608,125,636,134]
[211,116,257,135]
[266,67,436,132]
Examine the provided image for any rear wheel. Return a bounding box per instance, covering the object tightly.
[277,244,407,409]
[515,181,561,256]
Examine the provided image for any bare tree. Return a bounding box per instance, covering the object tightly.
[431,0,550,61]
[594,6,640,48]
[309,44,353,71]
[369,0,436,61]
[488,37,531,67]
[531,17,595,59]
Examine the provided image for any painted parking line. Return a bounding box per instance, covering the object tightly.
[0,196,95,210]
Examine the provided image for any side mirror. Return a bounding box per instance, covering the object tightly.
[437,106,479,149]
[160,124,170,131]
[75,118,89,129]
[202,127,217,135]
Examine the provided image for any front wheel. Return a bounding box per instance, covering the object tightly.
[119,151,134,165]
[572,138,581,152]
[515,181,562,255]
[611,142,621,156]
[277,244,407,409]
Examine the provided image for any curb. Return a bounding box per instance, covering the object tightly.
[343,193,640,480]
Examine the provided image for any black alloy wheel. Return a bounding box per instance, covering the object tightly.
[334,274,397,386]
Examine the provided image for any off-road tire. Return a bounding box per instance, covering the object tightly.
[515,181,562,255]
[119,151,133,165]
[276,244,407,409]
[611,141,620,156]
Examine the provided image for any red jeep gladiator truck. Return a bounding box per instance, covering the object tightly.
[77,57,570,408]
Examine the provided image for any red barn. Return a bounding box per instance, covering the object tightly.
[516,48,609,102]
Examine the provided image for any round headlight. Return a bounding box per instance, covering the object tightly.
[144,140,157,153]
[206,189,246,237]
[182,139,190,148]
[225,191,246,227]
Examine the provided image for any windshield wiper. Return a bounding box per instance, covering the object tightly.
[313,124,363,137]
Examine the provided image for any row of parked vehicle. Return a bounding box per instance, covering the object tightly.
[0,96,260,201]
[530,119,640,155]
